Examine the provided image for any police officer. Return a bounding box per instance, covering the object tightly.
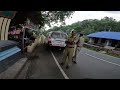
[69,29,75,37]
[72,33,84,64]
[60,30,78,69]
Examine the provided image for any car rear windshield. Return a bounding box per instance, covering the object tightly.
[51,32,67,39]
[61,34,67,39]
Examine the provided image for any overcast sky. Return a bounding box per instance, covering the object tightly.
[45,11,120,30]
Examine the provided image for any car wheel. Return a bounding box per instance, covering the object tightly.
[46,42,51,50]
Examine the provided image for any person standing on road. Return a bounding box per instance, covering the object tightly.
[60,31,78,69]
[72,33,85,64]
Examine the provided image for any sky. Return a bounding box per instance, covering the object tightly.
[45,11,120,30]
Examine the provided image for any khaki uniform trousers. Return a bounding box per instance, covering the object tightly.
[73,46,82,61]
[73,44,77,57]
[63,47,74,66]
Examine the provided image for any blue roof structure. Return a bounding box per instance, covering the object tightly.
[87,31,120,40]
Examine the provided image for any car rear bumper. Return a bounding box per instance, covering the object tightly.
[49,44,65,47]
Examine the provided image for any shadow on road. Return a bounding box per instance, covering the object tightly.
[17,44,65,79]
[83,78,94,79]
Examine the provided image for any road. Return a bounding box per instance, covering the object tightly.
[17,45,64,79]
[17,45,120,79]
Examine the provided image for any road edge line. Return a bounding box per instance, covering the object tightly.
[50,51,69,79]
[81,52,120,67]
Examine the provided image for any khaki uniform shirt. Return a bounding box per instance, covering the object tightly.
[66,35,78,47]
[77,36,84,47]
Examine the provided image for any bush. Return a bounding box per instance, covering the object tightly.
[84,43,120,58]
[84,36,89,43]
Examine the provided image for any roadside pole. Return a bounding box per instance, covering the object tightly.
[22,26,25,53]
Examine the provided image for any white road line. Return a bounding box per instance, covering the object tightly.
[81,52,120,67]
[50,51,69,79]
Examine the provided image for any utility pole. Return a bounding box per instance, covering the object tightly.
[22,25,25,53]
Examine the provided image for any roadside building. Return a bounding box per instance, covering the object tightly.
[0,11,16,40]
[87,31,120,50]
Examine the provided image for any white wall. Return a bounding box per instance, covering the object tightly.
[89,37,94,43]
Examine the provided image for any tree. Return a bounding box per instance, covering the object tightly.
[10,11,74,28]
[46,16,120,36]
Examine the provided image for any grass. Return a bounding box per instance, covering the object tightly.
[84,46,120,59]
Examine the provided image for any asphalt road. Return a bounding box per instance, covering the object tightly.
[52,47,120,79]
[17,45,120,79]
[17,45,64,79]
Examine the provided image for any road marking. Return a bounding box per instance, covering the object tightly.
[50,51,69,79]
[81,52,120,67]
[82,47,120,59]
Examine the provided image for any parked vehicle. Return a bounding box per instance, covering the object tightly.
[44,31,68,50]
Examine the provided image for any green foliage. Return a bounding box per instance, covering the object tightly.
[11,11,74,28]
[84,36,89,43]
[46,16,120,35]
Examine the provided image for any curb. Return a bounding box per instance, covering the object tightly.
[14,58,28,79]
[0,57,28,79]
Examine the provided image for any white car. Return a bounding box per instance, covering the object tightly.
[44,31,68,50]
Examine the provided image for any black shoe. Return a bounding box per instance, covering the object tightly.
[66,65,69,69]
[60,62,64,66]
[73,61,77,64]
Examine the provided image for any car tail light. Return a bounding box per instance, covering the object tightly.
[48,40,51,43]
[48,37,51,41]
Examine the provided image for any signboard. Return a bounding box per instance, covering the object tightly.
[0,11,16,19]
[8,29,22,35]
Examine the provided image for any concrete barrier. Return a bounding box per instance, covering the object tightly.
[0,57,27,79]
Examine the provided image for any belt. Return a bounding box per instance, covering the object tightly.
[67,47,74,48]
